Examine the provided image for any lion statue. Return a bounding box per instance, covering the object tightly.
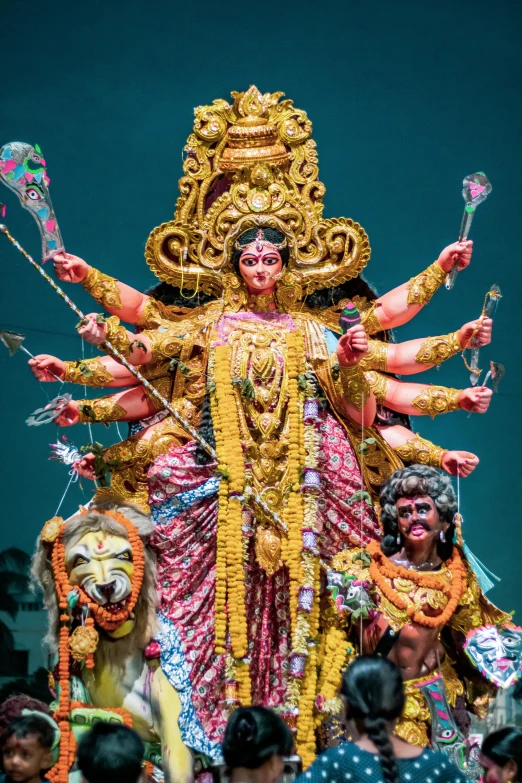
[32,499,193,783]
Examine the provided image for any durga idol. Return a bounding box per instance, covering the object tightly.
[29,86,494,765]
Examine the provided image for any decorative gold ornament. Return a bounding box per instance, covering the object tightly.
[78,398,128,423]
[103,316,133,356]
[338,364,371,410]
[69,624,99,661]
[41,516,63,544]
[82,267,122,310]
[255,526,283,577]
[407,261,447,306]
[359,339,388,372]
[414,331,461,366]
[352,298,383,335]
[394,435,445,469]
[411,386,461,418]
[64,358,116,387]
[364,370,390,404]
[246,292,276,313]
[145,86,370,300]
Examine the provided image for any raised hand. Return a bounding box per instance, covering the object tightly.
[458,317,493,349]
[29,354,66,381]
[336,324,369,367]
[458,386,492,413]
[437,240,473,273]
[441,450,479,477]
[53,400,80,426]
[54,252,90,283]
[77,313,107,345]
[72,452,96,480]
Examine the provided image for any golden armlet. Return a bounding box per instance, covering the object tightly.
[338,365,372,410]
[359,301,383,335]
[364,370,390,405]
[414,331,461,366]
[407,261,447,306]
[63,358,116,387]
[82,266,122,310]
[78,398,127,423]
[359,339,388,371]
[394,435,445,469]
[104,316,134,356]
[411,386,461,418]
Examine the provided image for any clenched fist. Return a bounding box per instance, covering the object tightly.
[441,451,479,477]
[336,324,369,367]
[437,241,473,274]
[458,317,493,349]
[77,313,107,345]
[29,354,65,382]
[458,386,492,414]
[54,252,90,283]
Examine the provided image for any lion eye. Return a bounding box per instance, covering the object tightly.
[118,551,132,560]
[73,555,88,567]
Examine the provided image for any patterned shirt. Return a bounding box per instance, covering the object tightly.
[296,741,464,783]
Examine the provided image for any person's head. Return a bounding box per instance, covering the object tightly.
[341,656,405,783]
[77,723,145,783]
[379,465,456,560]
[222,707,293,783]
[232,228,289,295]
[0,697,51,748]
[481,728,522,783]
[2,714,56,783]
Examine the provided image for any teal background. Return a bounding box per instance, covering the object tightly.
[1,0,521,614]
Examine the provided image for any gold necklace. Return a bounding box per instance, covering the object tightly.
[247,292,276,312]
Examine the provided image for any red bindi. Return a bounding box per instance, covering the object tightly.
[97,540,104,549]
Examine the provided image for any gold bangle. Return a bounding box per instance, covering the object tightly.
[394,435,446,469]
[104,316,133,356]
[338,365,371,410]
[82,267,122,310]
[359,339,388,371]
[414,331,461,366]
[78,398,127,423]
[364,370,390,405]
[407,261,446,306]
[411,386,461,418]
[63,358,116,387]
[359,301,383,336]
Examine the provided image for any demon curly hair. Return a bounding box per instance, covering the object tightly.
[379,464,457,560]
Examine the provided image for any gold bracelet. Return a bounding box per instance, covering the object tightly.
[64,358,116,387]
[414,331,461,366]
[359,339,388,372]
[407,261,447,306]
[411,386,461,418]
[338,365,371,410]
[364,370,390,405]
[82,267,122,310]
[394,435,445,469]
[145,329,185,362]
[104,316,134,357]
[358,301,383,336]
[78,398,127,423]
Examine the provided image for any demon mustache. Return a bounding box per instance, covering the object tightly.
[405,519,431,535]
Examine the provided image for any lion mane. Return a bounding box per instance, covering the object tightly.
[32,498,158,671]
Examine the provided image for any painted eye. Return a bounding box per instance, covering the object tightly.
[118,551,132,560]
[73,555,87,567]
[25,186,43,200]
[32,154,41,163]
[439,729,456,741]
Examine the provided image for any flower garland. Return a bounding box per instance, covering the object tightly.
[367,540,467,628]
[315,627,354,728]
[210,342,250,701]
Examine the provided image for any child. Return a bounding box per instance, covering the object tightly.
[1,714,57,783]
[77,723,146,783]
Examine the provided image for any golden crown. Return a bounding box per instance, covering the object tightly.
[145,86,370,300]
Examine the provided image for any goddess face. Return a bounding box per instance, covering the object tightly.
[238,243,283,294]
[396,495,448,548]
[66,530,134,607]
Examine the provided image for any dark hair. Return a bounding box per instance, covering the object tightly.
[341,657,404,783]
[222,706,293,770]
[145,280,216,309]
[3,714,55,751]
[482,728,522,778]
[77,723,145,783]
[0,697,51,746]
[379,465,456,559]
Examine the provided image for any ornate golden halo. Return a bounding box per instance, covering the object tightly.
[145,86,371,299]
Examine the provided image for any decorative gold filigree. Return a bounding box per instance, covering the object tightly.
[145,329,185,362]
[394,435,445,469]
[411,386,461,418]
[145,86,371,299]
[414,331,462,366]
[78,398,127,423]
[64,358,115,387]
[352,298,383,336]
[364,370,390,405]
[104,316,133,357]
[338,364,371,410]
[255,526,283,576]
[246,292,276,312]
[69,625,99,661]
[359,340,388,372]
[83,267,122,310]
[407,261,446,306]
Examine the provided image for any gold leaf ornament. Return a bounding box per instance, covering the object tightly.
[41,516,63,543]
[69,625,99,661]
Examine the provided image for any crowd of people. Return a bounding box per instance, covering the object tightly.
[0,657,520,783]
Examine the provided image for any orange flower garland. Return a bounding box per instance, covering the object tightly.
[367,540,467,628]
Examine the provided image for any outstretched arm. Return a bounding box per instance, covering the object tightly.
[53,386,159,426]
[369,374,492,417]
[378,423,479,477]
[362,317,492,375]
[29,354,139,388]
[54,253,149,323]
[360,241,473,334]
